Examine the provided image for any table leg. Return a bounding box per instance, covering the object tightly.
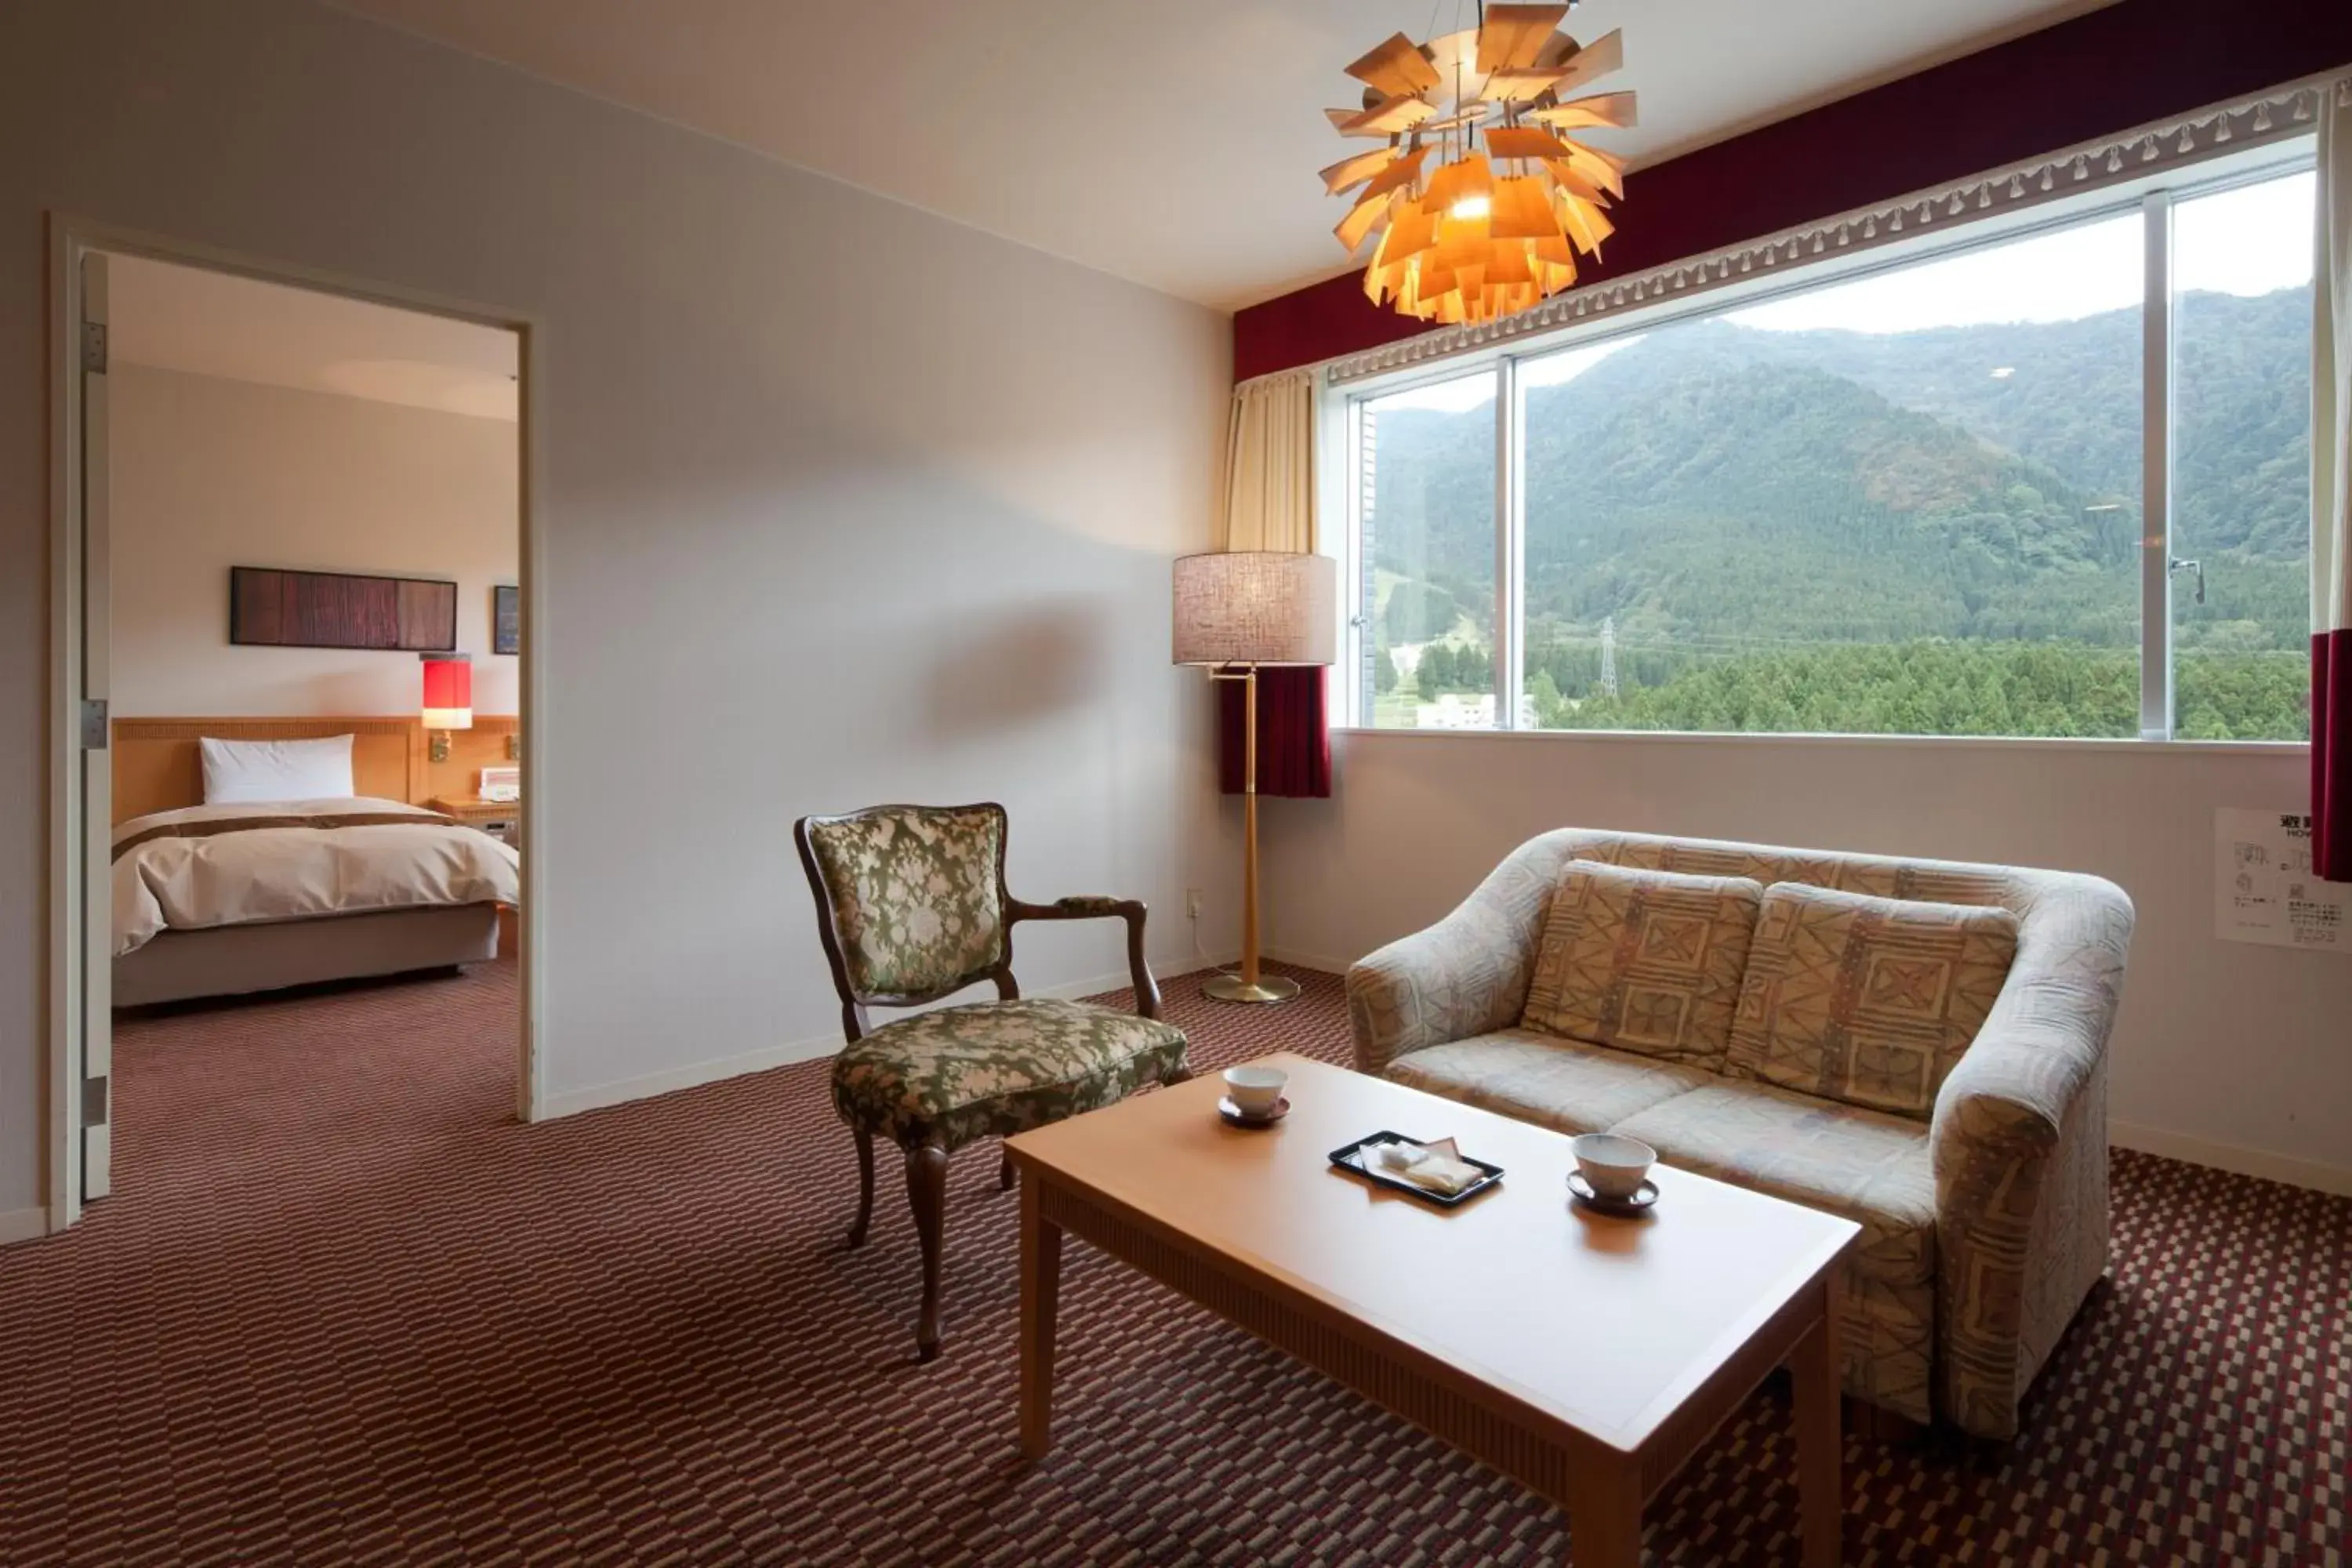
[1563,1461,1645,1566]
[1018,1174,1062,1461]
[1789,1275,1845,1568]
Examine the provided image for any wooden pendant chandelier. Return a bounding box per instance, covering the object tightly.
[1323,2,1633,326]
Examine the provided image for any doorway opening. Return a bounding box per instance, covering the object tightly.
[49,229,539,1229]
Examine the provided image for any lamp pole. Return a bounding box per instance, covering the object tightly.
[1202,662,1296,1003]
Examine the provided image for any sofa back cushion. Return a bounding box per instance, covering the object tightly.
[1728,882,2020,1120]
[1522,861,1765,1069]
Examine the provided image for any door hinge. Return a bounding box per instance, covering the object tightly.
[82,1075,108,1127]
[81,320,107,374]
[80,699,109,750]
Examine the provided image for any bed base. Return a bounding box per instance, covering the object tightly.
[114,904,503,1008]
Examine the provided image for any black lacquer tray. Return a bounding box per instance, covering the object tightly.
[1328,1130,1504,1208]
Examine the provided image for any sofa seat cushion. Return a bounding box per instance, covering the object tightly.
[1728,882,2020,1120]
[1612,1080,1939,1423]
[1522,861,1764,1070]
[831,999,1188,1152]
[1385,1029,1713,1138]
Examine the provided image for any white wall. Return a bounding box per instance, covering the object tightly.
[112,365,521,717]
[0,0,1237,1222]
[1263,731,2352,1192]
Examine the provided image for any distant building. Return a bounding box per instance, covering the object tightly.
[1414,693,1539,730]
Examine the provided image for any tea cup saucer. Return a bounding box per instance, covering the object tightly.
[1218,1095,1290,1127]
[1566,1170,1659,1213]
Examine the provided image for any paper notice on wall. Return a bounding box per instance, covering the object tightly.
[2215,808,2350,953]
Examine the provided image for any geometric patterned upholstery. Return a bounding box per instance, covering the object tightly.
[1727,884,2019,1120]
[1385,1027,1714,1137]
[1611,1079,1940,1424]
[1521,861,1763,1069]
[832,998,1189,1153]
[1345,826,2134,1439]
[801,804,1007,999]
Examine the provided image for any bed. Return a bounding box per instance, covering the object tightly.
[111,719,521,1007]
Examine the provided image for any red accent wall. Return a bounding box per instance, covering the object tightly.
[1234,0,2352,383]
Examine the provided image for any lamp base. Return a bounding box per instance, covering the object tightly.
[1201,972,1301,1005]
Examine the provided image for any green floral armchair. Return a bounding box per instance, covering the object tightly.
[795,802,1189,1359]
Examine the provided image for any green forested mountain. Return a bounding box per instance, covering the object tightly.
[1367,287,2311,739]
[1747,288,2312,558]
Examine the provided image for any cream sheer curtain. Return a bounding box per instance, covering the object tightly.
[2314,82,2350,880]
[2319,85,2350,657]
[1220,369,1317,553]
[1212,367,1330,798]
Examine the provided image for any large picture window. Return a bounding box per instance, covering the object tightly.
[1345,156,2314,742]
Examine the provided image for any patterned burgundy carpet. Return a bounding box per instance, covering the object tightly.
[1,958,2345,1565]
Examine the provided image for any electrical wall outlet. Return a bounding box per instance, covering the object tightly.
[1185,887,1202,920]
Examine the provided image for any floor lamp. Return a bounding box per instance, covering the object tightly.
[1172,550,1338,1004]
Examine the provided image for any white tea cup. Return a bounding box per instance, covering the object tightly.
[1572,1133,1656,1200]
[1222,1065,1288,1117]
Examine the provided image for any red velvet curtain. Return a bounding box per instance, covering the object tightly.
[2318,95,2350,881]
[2319,634,2350,881]
[1218,667,1330,799]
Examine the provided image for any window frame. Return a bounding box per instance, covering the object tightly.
[1326,139,2318,749]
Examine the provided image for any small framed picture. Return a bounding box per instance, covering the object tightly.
[492,584,521,655]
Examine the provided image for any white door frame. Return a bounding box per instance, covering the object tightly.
[45,213,550,1234]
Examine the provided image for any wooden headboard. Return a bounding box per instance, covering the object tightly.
[111,717,418,826]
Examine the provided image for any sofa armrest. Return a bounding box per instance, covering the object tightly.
[1929,875,2132,1438]
[1345,848,1563,1074]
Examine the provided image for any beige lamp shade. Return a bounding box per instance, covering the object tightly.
[1171,551,1338,667]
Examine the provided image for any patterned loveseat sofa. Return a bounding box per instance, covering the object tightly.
[1347,828,2133,1440]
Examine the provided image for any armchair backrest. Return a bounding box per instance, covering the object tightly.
[796,802,1012,1008]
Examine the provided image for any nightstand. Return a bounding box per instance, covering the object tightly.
[429,795,521,845]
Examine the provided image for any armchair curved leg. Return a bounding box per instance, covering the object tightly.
[999,1149,1015,1192]
[907,1142,950,1361]
[848,1127,876,1248]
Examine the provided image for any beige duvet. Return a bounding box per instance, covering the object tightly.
[112,797,521,958]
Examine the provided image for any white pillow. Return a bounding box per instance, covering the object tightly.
[199,734,358,805]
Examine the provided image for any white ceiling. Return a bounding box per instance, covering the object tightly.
[333,0,2117,311]
[109,255,519,420]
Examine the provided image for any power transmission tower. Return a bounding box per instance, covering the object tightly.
[1599,615,1619,699]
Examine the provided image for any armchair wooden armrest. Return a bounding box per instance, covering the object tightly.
[1007,896,1161,1019]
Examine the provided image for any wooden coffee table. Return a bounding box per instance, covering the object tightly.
[1005,1052,1858,1566]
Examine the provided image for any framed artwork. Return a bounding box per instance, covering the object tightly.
[493,585,521,655]
[229,566,456,652]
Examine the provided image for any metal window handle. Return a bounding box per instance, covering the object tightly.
[2169,557,2204,606]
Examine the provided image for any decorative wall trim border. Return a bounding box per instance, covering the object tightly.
[1327,71,2348,387]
